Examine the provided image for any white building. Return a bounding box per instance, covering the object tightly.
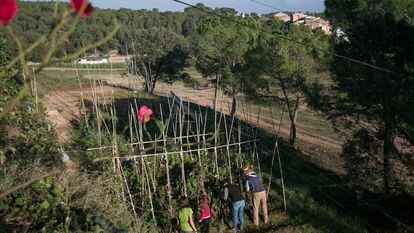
[241,12,250,18]
[78,56,110,65]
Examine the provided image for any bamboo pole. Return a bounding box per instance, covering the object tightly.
[213,87,219,178]
[186,101,192,159]
[110,98,118,176]
[223,105,233,183]
[202,106,208,156]
[151,134,157,193]
[237,119,243,178]
[269,105,276,134]
[166,95,173,134]
[160,104,173,218]
[32,68,39,112]
[200,105,210,171]
[74,62,89,129]
[130,103,146,215]
[173,96,179,142]
[91,78,102,147]
[118,158,139,222]
[195,112,205,192]
[213,101,224,179]
[178,100,188,196]
[86,133,217,151]
[134,100,156,220]
[88,75,112,146]
[142,151,156,220]
[92,140,258,162]
[266,103,287,211]
[253,107,262,176]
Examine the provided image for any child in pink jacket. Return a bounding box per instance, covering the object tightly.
[198,191,211,233]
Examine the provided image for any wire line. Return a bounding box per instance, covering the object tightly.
[172,0,414,80]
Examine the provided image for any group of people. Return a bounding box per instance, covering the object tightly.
[177,167,268,233]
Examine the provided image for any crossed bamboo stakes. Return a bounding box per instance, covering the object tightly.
[84,82,287,221]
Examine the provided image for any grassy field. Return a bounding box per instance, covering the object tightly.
[34,68,402,232]
[35,69,124,92]
[184,66,210,87]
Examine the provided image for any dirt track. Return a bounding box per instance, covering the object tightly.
[44,86,126,142]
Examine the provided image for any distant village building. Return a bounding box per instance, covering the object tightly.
[78,56,110,65]
[273,11,332,35]
[305,17,332,34]
[242,11,332,35]
[291,12,306,22]
[319,20,332,35]
[274,12,290,22]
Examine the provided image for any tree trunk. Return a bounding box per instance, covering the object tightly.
[213,74,220,112]
[289,107,298,145]
[230,93,237,118]
[382,124,394,195]
[144,76,156,94]
[279,79,300,146]
[149,78,156,94]
[213,74,220,178]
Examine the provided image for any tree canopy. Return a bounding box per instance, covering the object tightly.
[244,24,326,145]
[324,0,414,194]
[0,2,213,61]
[195,14,258,115]
[127,28,189,93]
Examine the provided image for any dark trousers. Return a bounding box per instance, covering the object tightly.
[200,217,211,233]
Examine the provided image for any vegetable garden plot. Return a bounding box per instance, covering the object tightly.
[82,84,286,229]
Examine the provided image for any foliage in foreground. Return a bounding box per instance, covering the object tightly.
[0,96,143,232]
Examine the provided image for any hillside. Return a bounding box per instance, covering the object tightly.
[1,1,414,233]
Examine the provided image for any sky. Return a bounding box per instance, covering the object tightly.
[29,0,326,13]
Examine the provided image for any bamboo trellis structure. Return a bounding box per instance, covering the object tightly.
[43,62,289,220]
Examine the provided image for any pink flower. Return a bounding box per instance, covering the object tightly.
[0,0,18,25]
[70,0,93,17]
[137,105,153,123]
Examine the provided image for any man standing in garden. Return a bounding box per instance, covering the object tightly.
[223,178,245,232]
[244,166,268,226]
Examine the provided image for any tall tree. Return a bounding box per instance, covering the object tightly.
[195,14,257,116]
[127,28,189,94]
[245,25,318,145]
[324,0,414,194]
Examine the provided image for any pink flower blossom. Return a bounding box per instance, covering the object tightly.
[0,0,18,25]
[137,105,153,123]
[70,0,93,17]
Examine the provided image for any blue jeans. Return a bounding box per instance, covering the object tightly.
[232,200,245,230]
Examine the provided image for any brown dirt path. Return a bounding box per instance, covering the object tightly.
[44,91,81,141]
[44,86,125,142]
